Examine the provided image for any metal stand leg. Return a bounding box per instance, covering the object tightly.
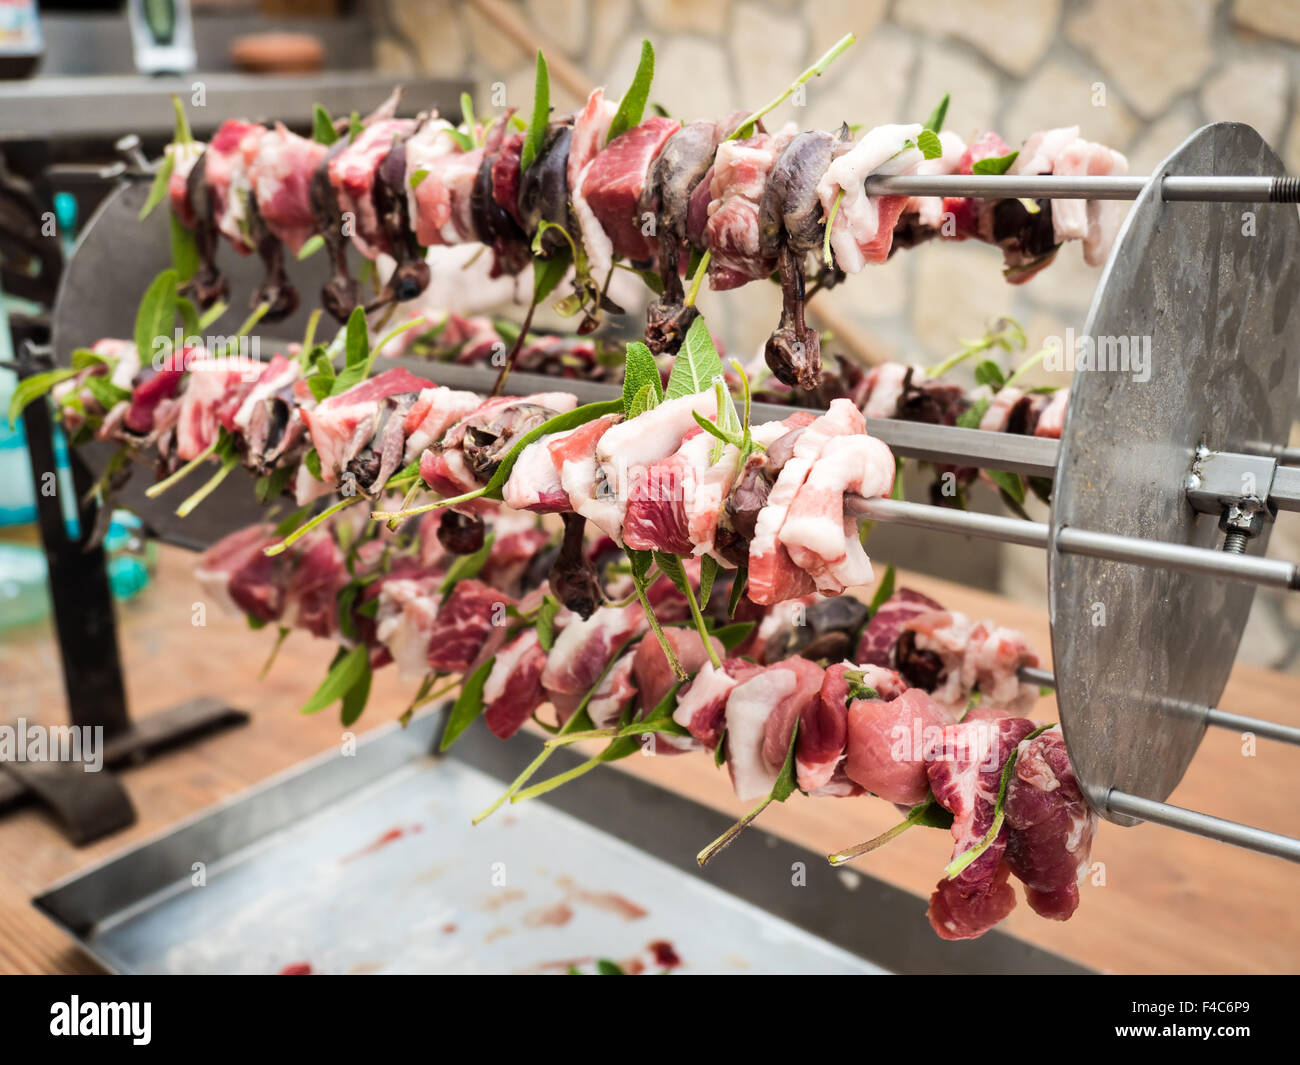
[1,336,249,844]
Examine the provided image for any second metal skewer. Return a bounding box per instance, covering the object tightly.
[866,173,1300,203]
[850,497,1300,591]
[1018,667,1300,747]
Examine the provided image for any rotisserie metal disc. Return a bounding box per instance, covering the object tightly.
[1049,122,1300,824]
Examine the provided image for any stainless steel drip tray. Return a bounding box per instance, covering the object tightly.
[35,710,1088,975]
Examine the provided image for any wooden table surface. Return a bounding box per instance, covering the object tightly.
[1,544,1297,975]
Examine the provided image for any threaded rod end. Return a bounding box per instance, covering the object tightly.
[1271,176,1300,203]
[1223,531,1249,554]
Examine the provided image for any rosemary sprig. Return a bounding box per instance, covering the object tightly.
[1003,343,1052,390]
[175,450,239,517]
[697,721,800,866]
[263,495,364,556]
[472,637,639,824]
[684,250,710,306]
[944,723,1053,879]
[145,431,221,498]
[828,801,934,865]
[927,317,1026,379]
[729,33,856,141]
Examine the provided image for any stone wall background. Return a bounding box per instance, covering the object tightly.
[376,0,1300,672]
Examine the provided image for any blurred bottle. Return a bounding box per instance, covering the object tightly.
[0,289,153,632]
[128,0,196,76]
[104,511,157,601]
[0,0,42,80]
[53,191,77,259]
[0,295,35,527]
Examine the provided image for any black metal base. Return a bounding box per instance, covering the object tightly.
[3,220,253,848]
[0,698,250,845]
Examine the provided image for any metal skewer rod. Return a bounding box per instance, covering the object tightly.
[385,364,1300,495]
[851,496,1050,546]
[1105,791,1300,863]
[857,415,1060,478]
[1017,668,1300,746]
[851,497,1300,591]
[865,173,1300,203]
[1017,665,1057,689]
[1057,526,1299,590]
[401,361,1068,477]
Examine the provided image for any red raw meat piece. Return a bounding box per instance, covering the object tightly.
[795,662,854,792]
[705,133,784,289]
[854,587,944,667]
[318,367,428,409]
[760,656,825,770]
[491,131,526,227]
[125,367,186,435]
[425,579,513,673]
[542,604,644,702]
[686,164,714,248]
[621,429,706,555]
[329,118,414,257]
[1004,727,1095,921]
[845,686,951,805]
[195,523,288,623]
[633,627,723,717]
[925,716,1036,940]
[671,657,763,748]
[483,630,548,739]
[581,117,679,262]
[249,125,327,254]
[284,532,347,639]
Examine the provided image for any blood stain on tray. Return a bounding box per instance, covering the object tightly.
[479,888,526,911]
[649,940,682,969]
[572,889,648,920]
[554,877,648,920]
[523,901,574,928]
[410,863,447,885]
[441,923,458,935]
[340,824,423,864]
[279,962,313,975]
[484,925,512,943]
[531,956,594,972]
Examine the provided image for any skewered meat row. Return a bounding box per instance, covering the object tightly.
[161,65,1123,390]
[197,499,1092,941]
[389,311,1067,438]
[393,314,1070,460]
[52,335,900,607]
[52,327,1065,615]
[409,313,1071,446]
[55,317,613,463]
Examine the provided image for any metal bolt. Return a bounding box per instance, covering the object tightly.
[115,133,150,172]
[1219,502,1270,553]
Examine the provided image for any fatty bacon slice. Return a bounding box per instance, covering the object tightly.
[925,716,1036,941]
